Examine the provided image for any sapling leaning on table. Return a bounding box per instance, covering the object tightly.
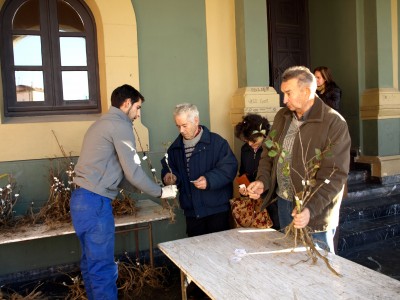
[25,131,139,228]
[133,128,178,222]
[0,173,20,227]
[264,129,340,276]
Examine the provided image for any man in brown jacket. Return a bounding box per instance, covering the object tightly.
[247,66,351,253]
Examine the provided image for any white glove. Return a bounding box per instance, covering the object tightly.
[161,185,178,199]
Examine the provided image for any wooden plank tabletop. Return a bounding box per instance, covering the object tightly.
[158,228,400,300]
[0,199,171,245]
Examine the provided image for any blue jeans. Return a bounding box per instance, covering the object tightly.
[277,196,336,253]
[70,188,118,300]
[277,197,293,229]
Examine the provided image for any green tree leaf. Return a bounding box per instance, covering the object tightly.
[265,139,274,148]
[326,151,333,157]
[309,179,317,187]
[283,165,290,176]
[268,150,278,157]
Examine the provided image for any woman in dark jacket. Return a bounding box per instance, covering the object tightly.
[314,66,342,111]
[234,114,279,229]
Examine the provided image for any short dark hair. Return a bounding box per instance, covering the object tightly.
[234,114,270,142]
[110,84,145,108]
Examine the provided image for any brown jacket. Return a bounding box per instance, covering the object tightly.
[257,97,351,231]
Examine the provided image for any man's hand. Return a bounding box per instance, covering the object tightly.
[292,207,310,228]
[246,181,264,199]
[161,185,178,199]
[163,173,177,185]
[191,176,207,190]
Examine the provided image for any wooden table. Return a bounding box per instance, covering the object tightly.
[0,199,171,267]
[158,228,400,299]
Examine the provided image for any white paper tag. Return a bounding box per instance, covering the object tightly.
[234,248,247,257]
[230,248,247,263]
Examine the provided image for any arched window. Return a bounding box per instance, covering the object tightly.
[0,0,100,117]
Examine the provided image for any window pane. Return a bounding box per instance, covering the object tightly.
[62,71,89,100]
[58,0,84,32]
[60,37,87,66]
[12,0,40,30]
[15,71,44,102]
[13,35,42,66]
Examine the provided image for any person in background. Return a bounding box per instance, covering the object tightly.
[234,113,279,229]
[162,103,238,238]
[71,84,177,300]
[247,66,351,253]
[314,66,342,111]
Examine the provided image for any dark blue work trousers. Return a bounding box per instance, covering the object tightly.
[70,188,118,300]
[185,210,230,237]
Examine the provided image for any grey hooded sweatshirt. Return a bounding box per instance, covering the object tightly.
[73,106,162,199]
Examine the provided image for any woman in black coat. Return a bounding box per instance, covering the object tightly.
[314,66,342,111]
[234,114,280,229]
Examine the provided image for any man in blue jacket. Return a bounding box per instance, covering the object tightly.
[162,103,238,237]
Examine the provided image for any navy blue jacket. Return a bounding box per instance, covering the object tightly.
[161,126,238,218]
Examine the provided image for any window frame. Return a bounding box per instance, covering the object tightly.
[0,0,101,117]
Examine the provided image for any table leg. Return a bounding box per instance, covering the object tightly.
[134,224,139,261]
[180,270,188,300]
[148,222,154,268]
[115,222,154,268]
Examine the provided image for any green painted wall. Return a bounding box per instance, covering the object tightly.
[398,0,400,90]
[363,119,400,156]
[132,0,210,144]
[243,0,269,86]
[364,0,380,88]
[235,0,269,87]
[364,0,393,88]
[360,0,399,157]
[375,0,393,88]
[0,159,59,215]
[356,0,366,154]
[235,0,247,87]
[308,0,360,149]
